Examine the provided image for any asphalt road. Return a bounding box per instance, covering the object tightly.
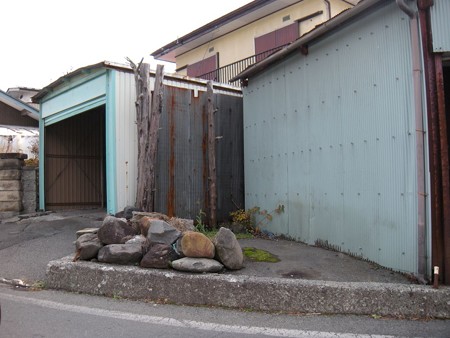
[1,284,450,338]
[0,211,104,282]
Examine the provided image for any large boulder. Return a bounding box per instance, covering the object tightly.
[168,218,195,233]
[137,216,162,237]
[140,243,179,269]
[177,231,215,258]
[171,257,223,273]
[213,227,244,270]
[132,212,195,237]
[146,220,181,245]
[75,233,103,260]
[97,244,142,265]
[97,216,138,245]
[130,212,170,236]
[125,235,148,245]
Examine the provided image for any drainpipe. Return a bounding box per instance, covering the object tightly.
[396,0,415,18]
[324,0,331,19]
[397,0,427,282]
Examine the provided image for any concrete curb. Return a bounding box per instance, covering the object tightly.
[46,256,450,319]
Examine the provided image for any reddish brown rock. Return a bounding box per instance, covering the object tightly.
[178,231,215,259]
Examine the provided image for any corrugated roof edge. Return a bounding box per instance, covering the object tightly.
[32,61,242,103]
[32,61,132,102]
[230,0,386,83]
[0,90,40,120]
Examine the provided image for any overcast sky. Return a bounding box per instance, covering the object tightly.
[0,0,251,91]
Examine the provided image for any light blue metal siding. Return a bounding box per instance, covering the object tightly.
[112,70,137,213]
[430,0,450,52]
[244,3,419,273]
[40,70,107,125]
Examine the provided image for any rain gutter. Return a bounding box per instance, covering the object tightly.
[231,0,384,83]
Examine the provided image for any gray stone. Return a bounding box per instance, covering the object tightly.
[0,200,22,212]
[0,169,21,180]
[147,220,181,245]
[122,206,142,220]
[0,191,22,202]
[168,218,196,233]
[76,228,99,238]
[76,233,103,260]
[140,243,179,269]
[0,158,23,169]
[0,180,21,190]
[97,244,142,265]
[171,257,223,273]
[125,235,148,245]
[213,227,244,270]
[97,216,138,245]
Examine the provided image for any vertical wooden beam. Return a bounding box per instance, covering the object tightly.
[207,81,217,227]
[149,64,164,212]
[129,59,164,212]
[134,62,151,211]
[435,54,450,284]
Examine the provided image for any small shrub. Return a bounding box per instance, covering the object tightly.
[195,209,207,233]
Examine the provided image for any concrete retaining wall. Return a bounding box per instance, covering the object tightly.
[46,257,450,319]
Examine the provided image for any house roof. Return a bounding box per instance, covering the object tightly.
[151,0,309,63]
[0,89,40,121]
[231,0,385,83]
[32,61,133,102]
[33,60,243,103]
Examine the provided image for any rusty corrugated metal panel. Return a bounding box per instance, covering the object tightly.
[155,84,244,222]
[44,106,104,209]
[430,0,450,52]
[215,93,245,221]
[243,2,422,274]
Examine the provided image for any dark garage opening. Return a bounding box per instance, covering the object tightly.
[44,105,106,210]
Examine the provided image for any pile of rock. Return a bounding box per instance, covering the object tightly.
[74,211,243,273]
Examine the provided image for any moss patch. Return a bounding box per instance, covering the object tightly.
[243,247,280,263]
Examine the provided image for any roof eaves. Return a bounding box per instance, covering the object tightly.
[150,0,275,60]
[32,61,132,102]
[231,0,385,83]
[0,90,40,120]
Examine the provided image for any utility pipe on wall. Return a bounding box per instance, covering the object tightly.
[396,0,428,282]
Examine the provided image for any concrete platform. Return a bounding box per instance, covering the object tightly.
[2,208,449,319]
[46,255,450,319]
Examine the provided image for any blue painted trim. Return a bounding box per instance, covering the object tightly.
[40,70,107,104]
[105,70,117,214]
[43,95,106,126]
[39,103,45,211]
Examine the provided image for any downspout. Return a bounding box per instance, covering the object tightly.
[324,0,331,19]
[397,0,428,282]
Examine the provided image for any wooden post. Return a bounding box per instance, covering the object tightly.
[128,59,164,211]
[148,64,164,211]
[207,81,217,227]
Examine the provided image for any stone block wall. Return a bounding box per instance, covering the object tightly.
[22,166,38,213]
[0,153,38,219]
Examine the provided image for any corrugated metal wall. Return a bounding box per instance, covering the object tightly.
[155,85,244,222]
[243,2,420,273]
[114,70,138,210]
[430,0,450,53]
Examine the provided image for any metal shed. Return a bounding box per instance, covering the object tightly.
[34,62,243,221]
[233,0,450,283]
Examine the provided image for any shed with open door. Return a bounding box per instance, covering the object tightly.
[34,62,244,221]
